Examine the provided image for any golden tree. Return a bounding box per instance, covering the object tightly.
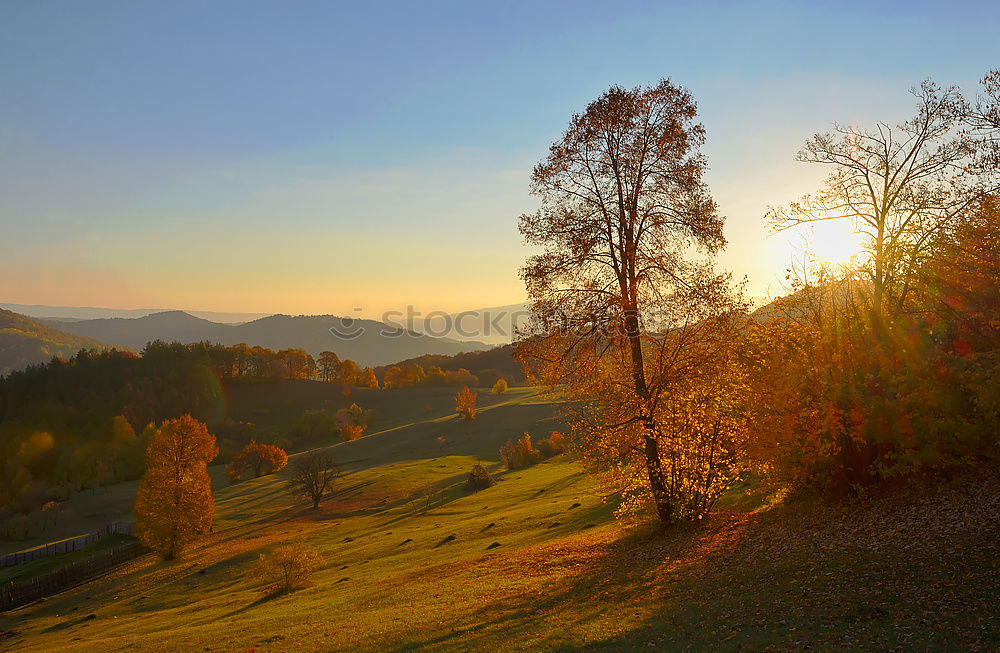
[491,378,508,395]
[361,367,380,389]
[226,441,288,482]
[517,79,738,526]
[317,351,341,382]
[134,415,218,558]
[455,386,477,420]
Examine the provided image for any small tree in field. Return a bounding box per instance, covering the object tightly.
[226,441,288,482]
[134,415,218,559]
[455,386,477,420]
[491,378,508,395]
[253,542,323,594]
[287,450,339,509]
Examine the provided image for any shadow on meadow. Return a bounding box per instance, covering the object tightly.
[380,476,1000,652]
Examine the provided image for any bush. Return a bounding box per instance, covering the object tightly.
[226,442,288,482]
[536,431,566,459]
[334,403,376,441]
[465,464,496,491]
[492,378,508,395]
[500,433,541,470]
[252,542,323,594]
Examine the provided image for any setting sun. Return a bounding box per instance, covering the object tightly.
[805,220,867,264]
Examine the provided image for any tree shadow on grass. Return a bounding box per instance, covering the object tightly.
[40,612,97,634]
[217,591,284,620]
[383,512,759,652]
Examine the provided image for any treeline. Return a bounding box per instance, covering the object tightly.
[158,341,379,387]
[374,344,522,388]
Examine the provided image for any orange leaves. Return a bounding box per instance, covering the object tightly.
[455,386,477,421]
[133,415,217,558]
[226,441,288,482]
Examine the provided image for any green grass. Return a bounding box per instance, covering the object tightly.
[0,385,550,556]
[0,535,133,586]
[1,386,997,651]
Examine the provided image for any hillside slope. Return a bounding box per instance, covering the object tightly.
[0,309,116,376]
[0,388,996,651]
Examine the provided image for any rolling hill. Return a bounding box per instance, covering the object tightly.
[41,311,489,368]
[0,309,118,376]
[0,386,995,651]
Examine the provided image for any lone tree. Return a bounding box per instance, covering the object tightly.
[226,441,288,482]
[287,449,340,509]
[768,81,999,319]
[516,79,735,527]
[134,415,218,558]
[455,386,477,420]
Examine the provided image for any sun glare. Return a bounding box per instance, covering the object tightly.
[793,220,867,266]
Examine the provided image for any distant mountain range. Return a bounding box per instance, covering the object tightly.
[0,302,269,324]
[32,310,488,368]
[409,303,531,345]
[0,309,119,376]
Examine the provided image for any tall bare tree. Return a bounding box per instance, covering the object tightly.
[768,81,1000,319]
[964,70,1000,168]
[516,79,735,526]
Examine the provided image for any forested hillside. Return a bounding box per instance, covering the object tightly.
[0,309,116,377]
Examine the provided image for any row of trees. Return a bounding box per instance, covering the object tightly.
[517,73,1000,526]
[381,362,481,389]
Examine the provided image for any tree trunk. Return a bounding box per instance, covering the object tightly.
[644,433,672,526]
[624,307,673,528]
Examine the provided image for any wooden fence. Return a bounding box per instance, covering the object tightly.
[0,522,133,568]
[0,539,148,612]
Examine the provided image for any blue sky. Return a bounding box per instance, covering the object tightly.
[1,0,997,315]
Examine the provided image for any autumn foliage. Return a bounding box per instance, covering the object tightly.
[455,386,477,420]
[499,433,541,470]
[226,441,288,482]
[133,415,218,558]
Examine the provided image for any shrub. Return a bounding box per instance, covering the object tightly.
[492,378,508,395]
[226,442,288,482]
[536,431,566,459]
[466,464,496,491]
[334,403,376,441]
[253,542,323,594]
[500,433,541,470]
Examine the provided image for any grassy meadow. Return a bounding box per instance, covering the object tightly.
[0,385,997,651]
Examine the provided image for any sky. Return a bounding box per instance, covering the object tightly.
[1,0,997,318]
